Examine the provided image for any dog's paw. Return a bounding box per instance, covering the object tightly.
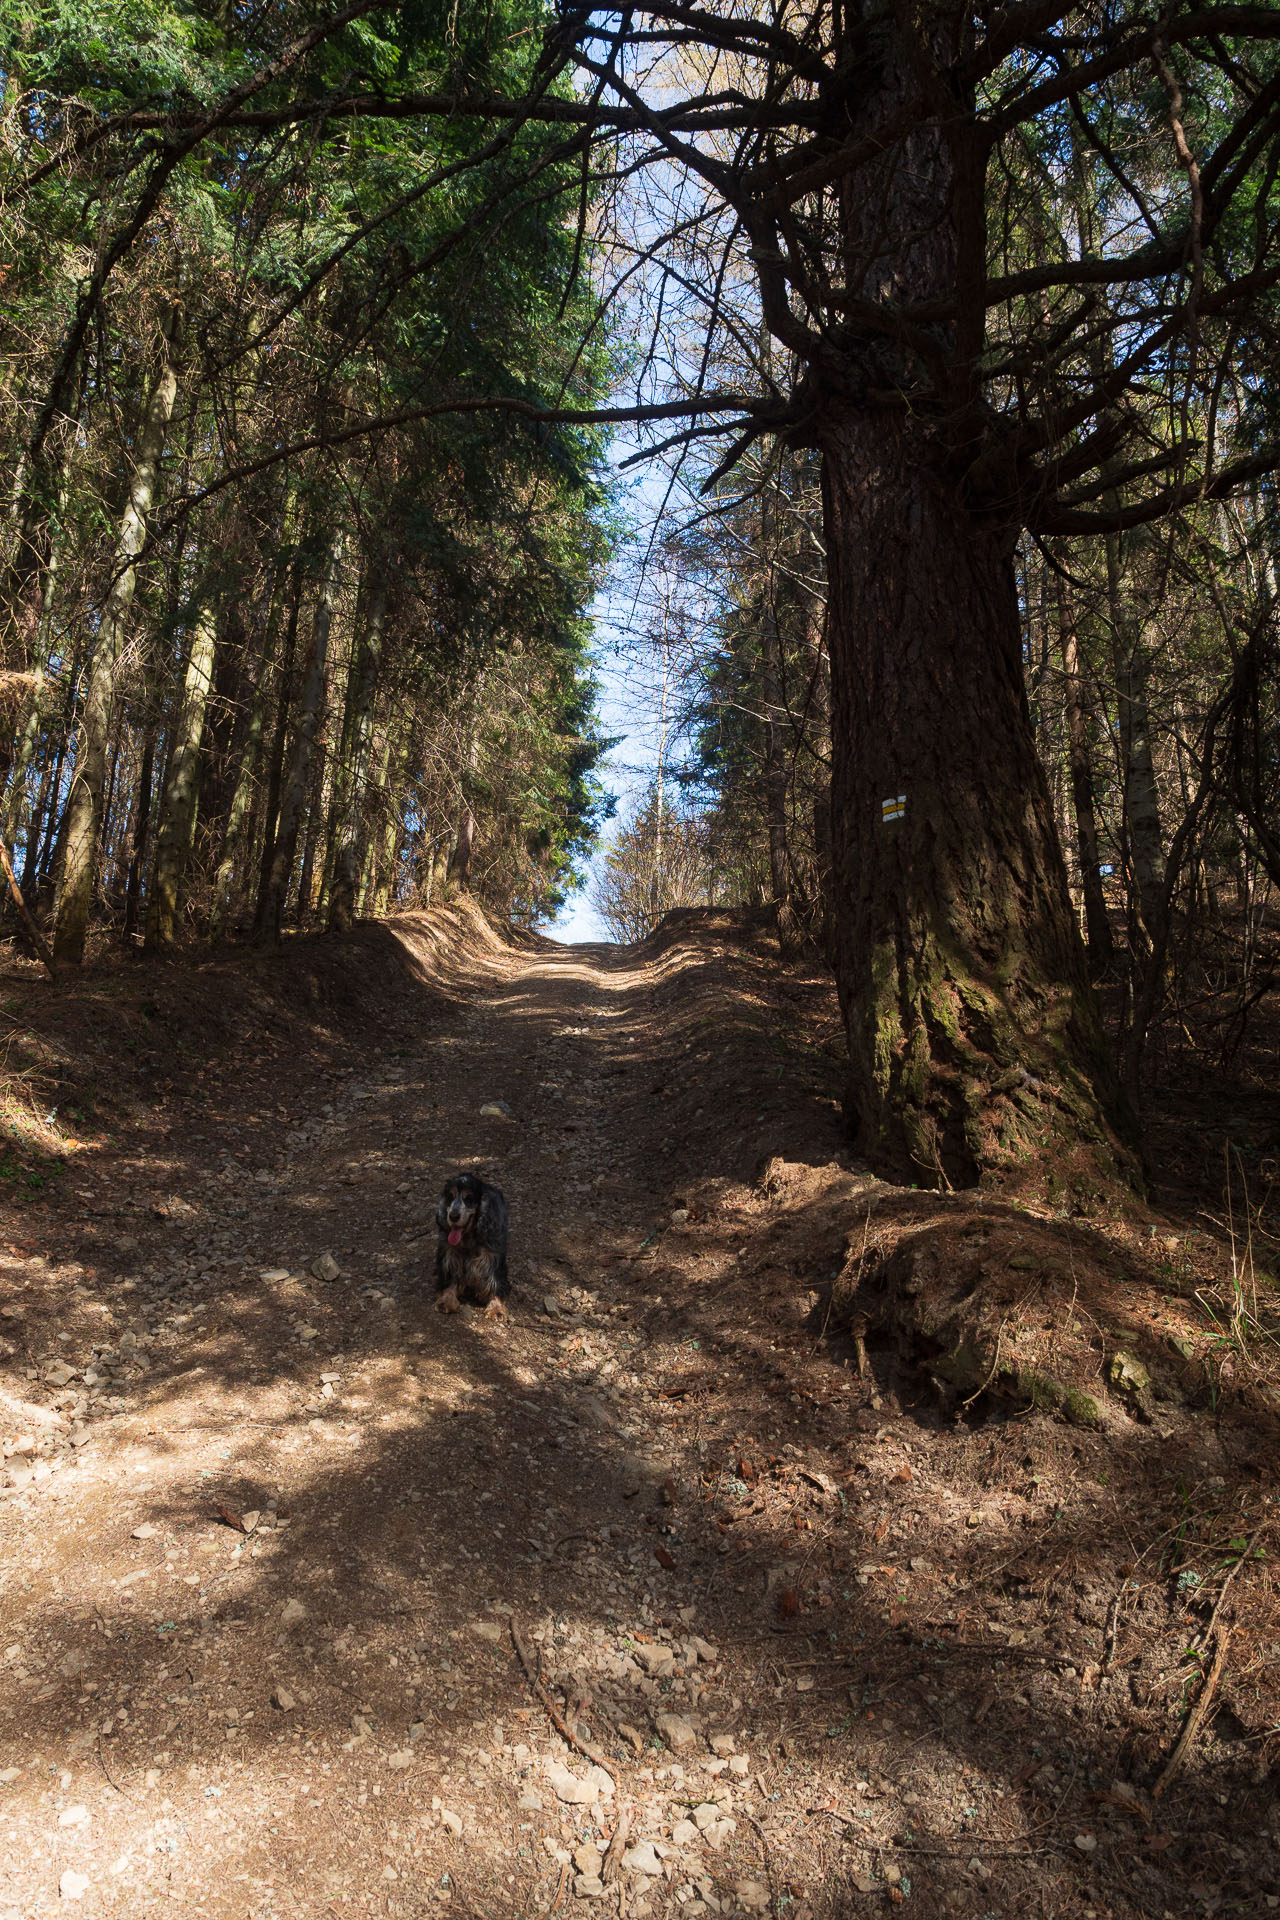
[483,1296,508,1321]
[436,1287,460,1315]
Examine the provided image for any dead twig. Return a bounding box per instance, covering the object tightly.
[1152,1626,1232,1802]
[746,1812,780,1915]
[96,1732,130,1796]
[1196,1522,1266,1657]
[1101,1580,1129,1678]
[1150,1521,1267,1798]
[809,1809,1052,1859]
[601,1805,631,1883]
[509,1616,617,1781]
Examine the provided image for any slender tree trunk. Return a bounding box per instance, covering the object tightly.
[800,599,835,957]
[145,596,218,948]
[1103,535,1165,943]
[208,546,292,941]
[255,528,342,943]
[253,566,304,928]
[22,754,56,897]
[123,722,158,942]
[29,664,80,892]
[99,722,124,899]
[294,729,329,925]
[371,738,407,917]
[757,482,797,949]
[52,300,183,965]
[2,480,67,849]
[317,581,367,923]
[360,733,390,914]
[1056,574,1114,973]
[193,596,245,873]
[1,359,85,713]
[329,574,386,930]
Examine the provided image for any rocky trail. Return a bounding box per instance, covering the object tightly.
[0,908,1276,1920]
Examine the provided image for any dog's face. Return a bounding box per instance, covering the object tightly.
[438,1174,484,1239]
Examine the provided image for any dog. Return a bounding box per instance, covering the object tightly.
[434,1172,510,1318]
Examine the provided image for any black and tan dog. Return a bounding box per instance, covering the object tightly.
[434,1172,510,1317]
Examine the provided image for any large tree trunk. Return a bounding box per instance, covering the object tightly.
[808,14,1132,1190]
[821,418,1132,1188]
[52,301,183,965]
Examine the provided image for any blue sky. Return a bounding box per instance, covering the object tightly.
[549,591,667,944]
[547,459,682,944]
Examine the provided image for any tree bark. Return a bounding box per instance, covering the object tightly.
[146,596,218,947]
[365,724,406,916]
[52,300,184,965]
[822,425,1131,1186]
[30,663,80,893]
[1103,533,1166,944]
[808,12,1132,1190]
[293,724,330,925]
[255,528,343,942]
[758,487,796,952]
[208,547,291,941]
[122,721,158,943]
[328,572,386,931]
[1056,574,1115,973]
[252,562,304,931]
[2,476,67,853]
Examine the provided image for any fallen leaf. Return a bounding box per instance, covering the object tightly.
[654,1545,676,1570]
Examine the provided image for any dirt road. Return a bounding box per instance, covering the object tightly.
[0,911,1274,1920]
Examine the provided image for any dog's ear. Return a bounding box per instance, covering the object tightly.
[436,1186,450,1229]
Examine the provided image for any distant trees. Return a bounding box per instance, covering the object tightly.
[0,0,616,958]
[590,787,715,943]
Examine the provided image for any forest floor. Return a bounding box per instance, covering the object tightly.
[0,903,1277,1920]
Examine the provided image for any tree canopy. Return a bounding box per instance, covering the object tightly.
[4,0,1279,1186]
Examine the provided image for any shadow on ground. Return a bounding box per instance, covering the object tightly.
[0,905,1276,1920]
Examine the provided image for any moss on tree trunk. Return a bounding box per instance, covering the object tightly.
[822,415,1135,1190]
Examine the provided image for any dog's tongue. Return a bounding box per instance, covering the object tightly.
[447,1228,463,1246]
